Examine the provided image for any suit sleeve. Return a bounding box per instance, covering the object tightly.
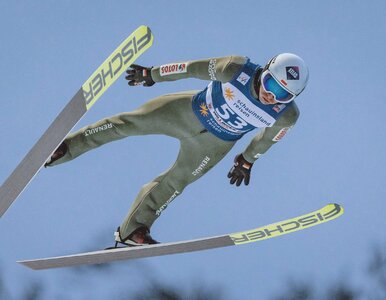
[150,56,247,83]
[242,103,300,163]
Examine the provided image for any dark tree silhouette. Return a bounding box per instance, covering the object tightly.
[324,282,361,300]
[21,282,44,300]
[272,281,315,300]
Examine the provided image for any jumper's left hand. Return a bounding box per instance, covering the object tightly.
[125,64,155,87]
[227,154,253,186]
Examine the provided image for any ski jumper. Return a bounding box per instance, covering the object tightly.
[50,56,299,240]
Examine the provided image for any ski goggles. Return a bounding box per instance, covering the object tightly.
[261,70,296,103]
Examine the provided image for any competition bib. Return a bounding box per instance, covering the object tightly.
[192,60,291,141]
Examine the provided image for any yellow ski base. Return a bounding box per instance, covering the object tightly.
[230,203,344,245]
[82,25,153,110]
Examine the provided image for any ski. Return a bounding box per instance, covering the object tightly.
[18,203,343,270]
[0,25,153,218]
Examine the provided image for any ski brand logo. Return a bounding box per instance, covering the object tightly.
[156,190,180,216]
[82,27,153,108]
[286,66,299,80]
[230,204,343,245]
[160,63,187,76]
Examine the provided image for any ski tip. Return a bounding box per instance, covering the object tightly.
[17,260,36,270]
[327,203,344,213]
[139,24,151,30]
[137,25,153,36]
[323,203,344,220]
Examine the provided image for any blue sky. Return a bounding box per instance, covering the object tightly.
[0,0,385,298]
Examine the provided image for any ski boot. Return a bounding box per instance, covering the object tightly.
[107,226,159,249]
[44,142,67,167]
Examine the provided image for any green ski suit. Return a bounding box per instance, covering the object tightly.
[50,55,299,240]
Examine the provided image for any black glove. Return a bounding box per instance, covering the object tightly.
[125,64,155,86]
[227,154,253,186]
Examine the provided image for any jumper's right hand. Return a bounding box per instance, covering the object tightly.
[125,64,155,87]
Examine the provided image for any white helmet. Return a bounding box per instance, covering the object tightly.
[261,53,309,103]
